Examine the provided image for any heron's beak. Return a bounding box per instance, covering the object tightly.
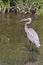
[20,18,26,22]
[20,18,32,22]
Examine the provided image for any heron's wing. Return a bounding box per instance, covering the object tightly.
[26,28,40,48]
[27,28,39,42]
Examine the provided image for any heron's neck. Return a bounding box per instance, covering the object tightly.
[25,18,31,33]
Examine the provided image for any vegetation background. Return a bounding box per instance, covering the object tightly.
[0,0,43,15]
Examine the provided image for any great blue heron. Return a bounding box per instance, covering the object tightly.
[21,18,41,48]
[21,17,41,61]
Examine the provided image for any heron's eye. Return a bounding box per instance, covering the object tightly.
[27,24,28,25]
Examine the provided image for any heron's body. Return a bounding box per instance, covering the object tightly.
[26,28,40,48]
[22,18,41,48]
[21,18,41,61]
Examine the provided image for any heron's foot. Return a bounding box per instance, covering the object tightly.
[23,45,34,51]
[29,47,33,51]
[29,57,38,62]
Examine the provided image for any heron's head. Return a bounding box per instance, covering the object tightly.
[20,17,32,23]
[27,18,32,22]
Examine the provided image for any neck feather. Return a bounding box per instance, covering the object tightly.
[25,18,32,33]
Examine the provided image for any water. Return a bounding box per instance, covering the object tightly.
[0,13,43,65]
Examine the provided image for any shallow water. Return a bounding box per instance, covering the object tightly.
[0,14,43,65]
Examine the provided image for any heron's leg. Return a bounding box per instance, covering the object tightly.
[29,41,34,62]
[31,43,36,62]
[29,40,32,61]
[29,40,32,51]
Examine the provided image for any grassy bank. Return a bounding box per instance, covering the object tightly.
[0,0,43,16]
